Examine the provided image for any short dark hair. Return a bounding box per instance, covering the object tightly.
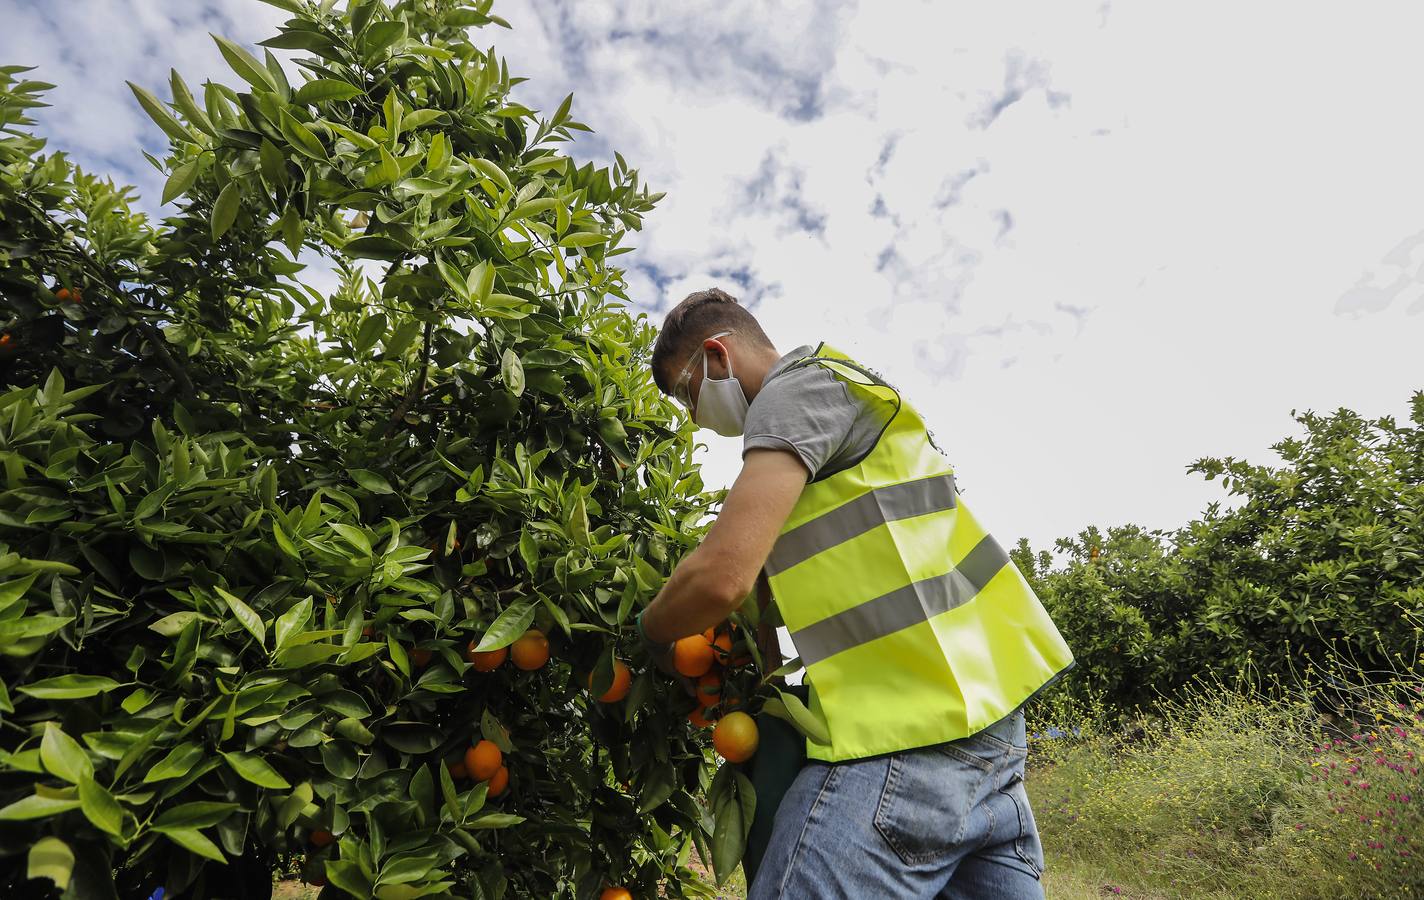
[650,287,774,393]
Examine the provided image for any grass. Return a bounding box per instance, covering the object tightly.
[1026,659,1424,899]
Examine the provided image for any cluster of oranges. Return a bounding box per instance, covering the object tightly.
[466,628,550,672]
[445,738,509,797]
[673,624,760,764]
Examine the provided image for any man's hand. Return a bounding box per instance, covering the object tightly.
[640,448,808,644]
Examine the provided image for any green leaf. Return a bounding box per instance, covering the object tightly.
[568,491,590,547]
[342,235,408,260]
[480,708,513,753]
[153,801,238,830]
[334,717,375,745]
[143,743,205,782]
[319,690,371,718]
[155,826,227,862]
[0,573,38,614]
[763,689,831,745]
[149,611,213,637]
[350,468,395,495]
[384,319,422,356]
[40,723,92,784]
[126,82,195,144]
[436,256,470,301]
[0,793,82,820]
[500,348,525,396]
[362,20,408,59]
[27,837,73,891]
[168,68,214,135]
[114,723,163,780]
[325,859,374,897]
[508,198,558,221]
[466,812,525,830]
[557,232,609,248]
[274,598,313,651]
[374,145,401,184]
[470,158,511,193]
[212,34,279,92]
[401,109,444,131]
[220,751,290,789]
[293,78,363,105]
[77,776,124,837]
[472,599,537,653]
[518,530,538,573]
[215,586,266,647]
[162,159,202,204]
[276,642,346,668]
[426,132,449,170]
[211,182,240,240]
[279,109,328,160]
[279,204,305,256]
[259,139,286,186]
[276,782,313,828]
[710,776,746,884]
[18,675,121,700]
[353,312,387,355]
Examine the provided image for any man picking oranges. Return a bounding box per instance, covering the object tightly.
[636,288,1075,899]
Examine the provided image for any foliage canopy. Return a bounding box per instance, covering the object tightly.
[0,1,773,897]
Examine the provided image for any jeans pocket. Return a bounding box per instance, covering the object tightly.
[874,746,992,865]
[998,770,1045,879]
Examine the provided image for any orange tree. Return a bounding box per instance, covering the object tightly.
[0,0,789,896]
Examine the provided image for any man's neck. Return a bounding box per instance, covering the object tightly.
[741,345,785,404]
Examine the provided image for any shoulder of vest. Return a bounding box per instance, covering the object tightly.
[785,344,892,389]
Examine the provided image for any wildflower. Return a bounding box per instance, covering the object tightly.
[1350,852,1359,860]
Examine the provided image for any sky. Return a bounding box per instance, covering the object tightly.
[4,0,1423,560]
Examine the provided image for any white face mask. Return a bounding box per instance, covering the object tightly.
[694,345,750,437]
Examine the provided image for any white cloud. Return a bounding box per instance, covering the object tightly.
[10,0,1423,562]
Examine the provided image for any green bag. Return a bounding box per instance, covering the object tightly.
[741,684,810,887]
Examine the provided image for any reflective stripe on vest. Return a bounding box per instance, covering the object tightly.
[764,473,957,578]
[790,533,1009,666]
[765,342,1076,762]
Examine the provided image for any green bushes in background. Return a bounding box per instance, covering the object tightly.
[1015,393,1424,719]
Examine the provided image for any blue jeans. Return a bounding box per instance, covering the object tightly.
[748,707,1045,899]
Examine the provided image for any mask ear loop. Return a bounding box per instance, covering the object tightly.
[702,341,732,382]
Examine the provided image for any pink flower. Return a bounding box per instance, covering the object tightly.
[1350,852,1359,860]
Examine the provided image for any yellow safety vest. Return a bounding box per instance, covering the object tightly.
[765,344,1076,761]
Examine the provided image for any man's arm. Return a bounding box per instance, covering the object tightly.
[640,448,808,644]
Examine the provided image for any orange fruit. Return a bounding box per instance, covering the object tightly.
[487,764,509,797]
[54,287,80,303]
[702,626,717,643]
[467,641,507,671]
[687,706,713,728]
[510,629,550,670]
[600,888,632,900]
[695,672,721,707]
[0,334,11,348]
[672,635,714,678]
[362,625,375,638]
[712,710,759,762]
[409,647,433,669]
[589,659,631,702]
[447,758,468,780]
[466,739,502,781]
[309,829,334,848]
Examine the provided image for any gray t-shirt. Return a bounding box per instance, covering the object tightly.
[743,343,898,482]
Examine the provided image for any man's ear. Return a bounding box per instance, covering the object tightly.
[702,337,731,378]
